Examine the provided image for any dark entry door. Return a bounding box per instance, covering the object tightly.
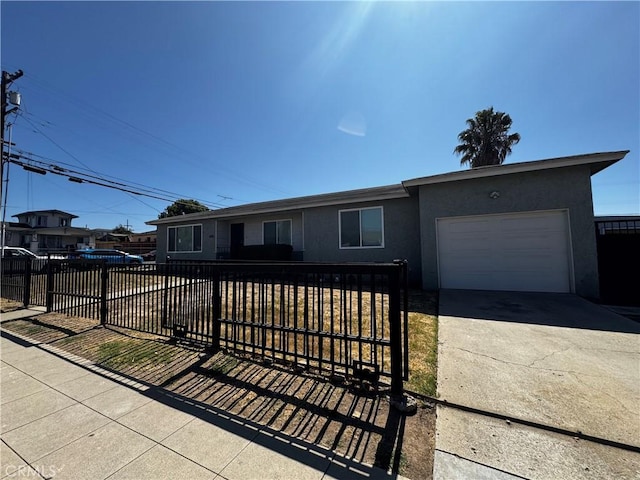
[230,223,244,259]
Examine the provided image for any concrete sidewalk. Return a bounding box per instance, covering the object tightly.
[0,324,408,479]
[0,307,46,324]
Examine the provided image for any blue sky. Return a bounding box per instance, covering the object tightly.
[1,1,638,232]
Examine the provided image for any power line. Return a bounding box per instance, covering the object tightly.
[15,71,290,195]
[9,144,226,208]
[18,113,162,212]
[8,157,177,202]
[9,88,236,211]
[57,210,155,216]
[1,68,186,229]
[16,114,228,210]
[21,114,102,175]
[1,68,263,222]
[33,174,162,218]
[3,153,223,210]
[10,150,227,209]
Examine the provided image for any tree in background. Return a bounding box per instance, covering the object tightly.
[112,224,133,234]
[454,107,521,168]
[158,199,209,219]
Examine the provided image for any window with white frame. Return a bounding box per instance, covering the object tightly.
[168,224,202,252]
[339,206,384,248]
[263,219,292,245]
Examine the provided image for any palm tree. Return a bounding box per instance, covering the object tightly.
[454,107,521,168]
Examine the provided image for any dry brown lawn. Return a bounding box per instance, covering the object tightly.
[0,298,23,313]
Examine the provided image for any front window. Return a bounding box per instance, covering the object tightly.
[339,207,384,248]
[263,220,292,245]
[37,216,47,227]
[168,225,202,252]
[60,218,69,227]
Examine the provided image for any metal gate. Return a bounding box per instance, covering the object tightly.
[45,260,107,321]
[596,218,640,306]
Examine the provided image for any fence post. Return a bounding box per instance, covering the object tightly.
[100,262,108,325]
[23,259,32,307]
[162,260,170,328]
[400,259,410,380]
[211,267,221,352]
[388,263,403,398]
[45,260,54,312]
[389,260,417,414]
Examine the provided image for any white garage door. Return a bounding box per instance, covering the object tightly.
[437,210,572,293]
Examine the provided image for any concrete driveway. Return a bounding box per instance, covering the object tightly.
[433,290,640,480]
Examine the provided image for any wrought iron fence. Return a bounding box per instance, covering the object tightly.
[108,261,408,393]
[1,258,32,305]
[0,257,50,306]
[1,259,409,395]
[46,260,107,321]
[209,262,407,390]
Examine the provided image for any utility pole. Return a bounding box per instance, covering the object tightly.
[1,69,23,201]
[1,69,23,249]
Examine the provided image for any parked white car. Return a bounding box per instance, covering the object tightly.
[1,247,66,273]
[1,247,65,259]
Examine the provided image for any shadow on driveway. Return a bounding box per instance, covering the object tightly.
[439,290,640,334]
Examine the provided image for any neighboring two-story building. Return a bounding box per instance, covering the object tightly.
[1,210,157,257]
[2,209,96,254]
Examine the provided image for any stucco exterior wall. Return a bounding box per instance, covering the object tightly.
[418,165,599,298]
[156,213,307,260]
[156,219,217,261]
[303,196,422,285]
[15,212,75,228]
[229,212,304,250]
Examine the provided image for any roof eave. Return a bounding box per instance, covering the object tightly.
[147,185,410,225]
[402,150,629,187]
[12,209,79,219]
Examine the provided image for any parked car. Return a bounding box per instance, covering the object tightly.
[140,250,156,262]
[1,247,65,273]
[71,249,144,265]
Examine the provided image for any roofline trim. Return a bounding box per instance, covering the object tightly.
[402,150,629,187]
[12,209,79,219]
[147,186,410,225]
[594,215,640,221]
[146,150,631,226]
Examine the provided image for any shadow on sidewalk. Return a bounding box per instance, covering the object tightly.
[1,313,421,478]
